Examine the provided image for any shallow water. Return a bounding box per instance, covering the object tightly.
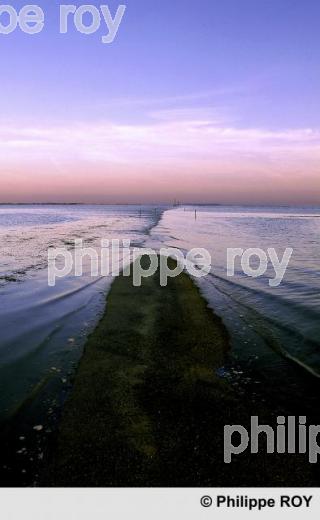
[1,203,320,419]
[0,204,166,484]
[149,205,320,377]
[0,204,159,283]
[1,203,320,483]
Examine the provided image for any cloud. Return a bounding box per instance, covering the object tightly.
[0,116,319,167]
[0,111,319,204]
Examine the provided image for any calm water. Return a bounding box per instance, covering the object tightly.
[0,204,164,412]
[0,204,159,283]
[0,203,320,483]
[149,205,320,377]
[1,203,320,414]
[0,204,164,484]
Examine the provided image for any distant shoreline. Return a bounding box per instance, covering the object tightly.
[1,202,319,208]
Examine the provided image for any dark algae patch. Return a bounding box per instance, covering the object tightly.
[46,257,320,486]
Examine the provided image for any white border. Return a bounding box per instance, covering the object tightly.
[1,488,320,519]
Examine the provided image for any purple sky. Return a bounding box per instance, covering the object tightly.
[1,0,320,204]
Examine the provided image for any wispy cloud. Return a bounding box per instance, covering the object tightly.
[0,117,319,167]
[1,106,319,204]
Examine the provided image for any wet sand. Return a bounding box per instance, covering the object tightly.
[45,257,320,487]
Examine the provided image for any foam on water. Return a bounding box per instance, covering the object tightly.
[0,204,159,283]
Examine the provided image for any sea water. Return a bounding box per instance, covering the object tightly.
[0,204,162,421]
[1,203,320,483]
[150,205,320,378]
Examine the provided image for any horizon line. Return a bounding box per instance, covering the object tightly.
[0,202,319,208]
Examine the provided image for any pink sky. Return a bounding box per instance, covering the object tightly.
[1,0,320,205]
[1,115,319,204]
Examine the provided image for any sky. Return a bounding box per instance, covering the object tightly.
[0,0,319,204]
